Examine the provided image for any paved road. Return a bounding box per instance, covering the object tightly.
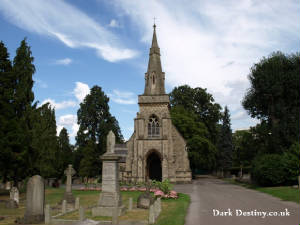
[174,177,299,225]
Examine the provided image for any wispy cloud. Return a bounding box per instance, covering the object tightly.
[41,98,77,110]
[34,78,48,88]
[109,89,136,105]
[55,58,72,65]
[73,82,90,102]
[0,0,138,62]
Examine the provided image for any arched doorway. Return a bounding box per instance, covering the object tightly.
[146,151,162,181]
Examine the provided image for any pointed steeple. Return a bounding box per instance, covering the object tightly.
[144,24,165,95]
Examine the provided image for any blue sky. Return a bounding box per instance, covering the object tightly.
[0,0,299,143]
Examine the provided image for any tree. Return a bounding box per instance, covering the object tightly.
[31,103,59,178]
[58,128,73,176]
[0,41,13,182]
[170,85,221,144]
[242,52,300,152]
[75,85,123,176]
[0,39,36,185]
[171,106,217,172]
[217,106,233,174]
[79,140,99,178]
[232,130,257,168]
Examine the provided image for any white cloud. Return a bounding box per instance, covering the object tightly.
[56,114,78,138]
[109,89,136,105]
[0,0,137,62]
[109,19,120,28]
[41,98,77,110]
[56,125,64,135]
[73,82,90,102]
[112,0,299,130]
[55,58,72,65]
[58,114,77,126]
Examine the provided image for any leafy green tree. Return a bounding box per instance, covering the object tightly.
[232,130,257,168]
[217,106,233,173]
[242,52,300,153]
[171,106,217,172]
[170,85,221,144]
[75,85,123,176]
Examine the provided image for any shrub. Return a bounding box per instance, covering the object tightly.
[252,154,286,186]
[151,179,173,194]
[282,142,300,185]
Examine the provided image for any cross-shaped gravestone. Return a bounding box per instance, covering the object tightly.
[63,164,76,203]
[65,164,75,193]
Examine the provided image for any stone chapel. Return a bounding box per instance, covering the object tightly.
[117,24,191,183]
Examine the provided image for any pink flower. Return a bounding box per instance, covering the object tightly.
[154,190,164,197]
[120,187,128,191]
[129,187,137,191]
[170,190,177,195]
[138,187,146,191]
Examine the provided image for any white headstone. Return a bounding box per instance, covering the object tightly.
[10,187,19,205]
[79,206,85,221]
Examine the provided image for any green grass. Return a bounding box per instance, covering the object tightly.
[0,188,190,225]
[155,193,190,225]
[224,178,299,204]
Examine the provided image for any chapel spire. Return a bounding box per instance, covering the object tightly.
[143,24,165,95]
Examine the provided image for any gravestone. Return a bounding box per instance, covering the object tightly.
[128,197,133,211]
[92,131,125,217]
[22,175,45,223]
[148,204,155,224]
[63,164,76,203]
[137,182,154,209]
[79,206,85,221]
[45,204,51,224]
[6,187,19,208]
[75,197,80,210]
[62,200,67,214]
[5,181,11,190]
[10,187,19,204]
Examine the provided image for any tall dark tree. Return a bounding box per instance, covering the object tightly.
[0,41,14,182]
[31,103,59,178]
[242,52,300,153]
[0,39,36,184]
[217,106,233,175]
[75,85,123,176]
[58,127,73,177]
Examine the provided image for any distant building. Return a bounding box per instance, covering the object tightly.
[118,24,191,183]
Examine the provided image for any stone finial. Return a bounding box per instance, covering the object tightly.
[107,130,116,153]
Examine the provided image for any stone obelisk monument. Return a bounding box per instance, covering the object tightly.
[92,130,125,216]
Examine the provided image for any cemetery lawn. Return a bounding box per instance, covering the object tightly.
[224,179,299,204]
[0,188,190,225]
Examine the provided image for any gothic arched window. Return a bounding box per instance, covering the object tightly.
[148,115,160,138]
